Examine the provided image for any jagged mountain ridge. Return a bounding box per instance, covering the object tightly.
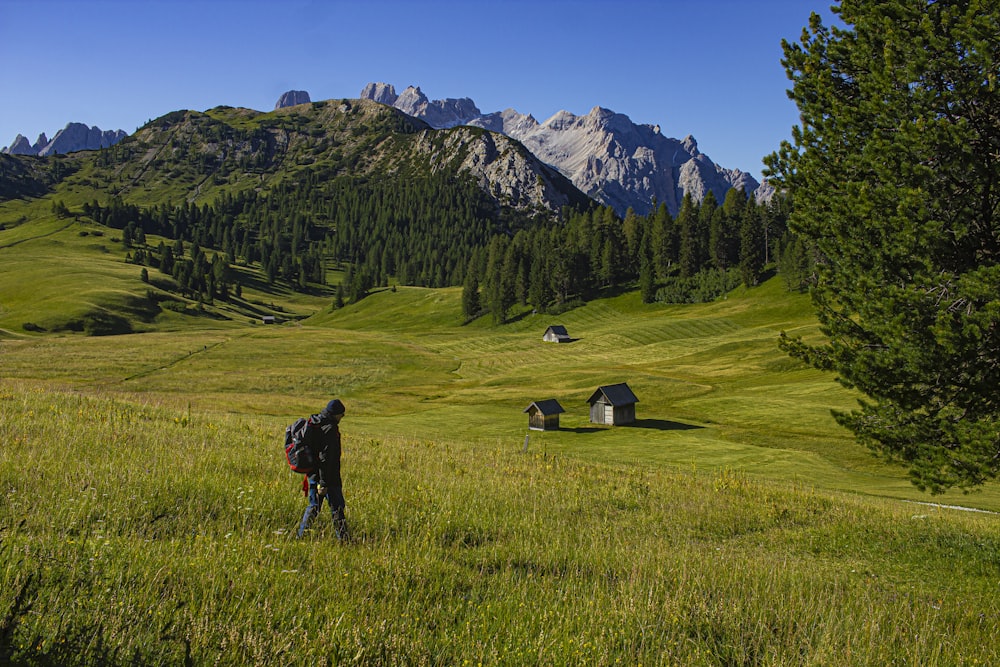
[360,82,482,131]
[3,122,127,156]
[472,106,762,219]
[359,82,768,216]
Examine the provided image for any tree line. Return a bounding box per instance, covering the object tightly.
[83,169,525,303]
[466,189,794,323]
[81,169,800,315]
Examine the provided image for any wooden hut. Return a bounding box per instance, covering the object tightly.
[523,399,565,431]
[261,315,276,325]
[587,383,639,425]
[543,325,571,343]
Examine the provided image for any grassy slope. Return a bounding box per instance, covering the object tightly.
[0,101,421,334]
[3,215,998,509]
[0,206,328,335]
[315,283,1000,509]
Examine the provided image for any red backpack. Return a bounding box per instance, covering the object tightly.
[283,417,317,474]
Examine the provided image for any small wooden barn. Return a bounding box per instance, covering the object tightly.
[543,325,571,343]
[523,399,566,431]
[587,383,639,426]
[261,315,276,325]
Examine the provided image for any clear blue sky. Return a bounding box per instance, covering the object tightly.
[0,0,834,180]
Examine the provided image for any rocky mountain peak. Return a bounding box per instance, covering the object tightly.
[275,90,311,109]
[360,82,398,105]
[4,134,33,155]
[494,105,760,215]
[393,86,430,115]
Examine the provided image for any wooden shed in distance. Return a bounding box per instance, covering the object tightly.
[543,325,571,343]
[587,383,639,426]
[524,399,565,431]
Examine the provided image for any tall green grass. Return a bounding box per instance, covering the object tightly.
[2,383,998,665]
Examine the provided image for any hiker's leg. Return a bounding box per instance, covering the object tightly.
[331,505,350,542]
[297,477,323,538]
[328,485,349,541]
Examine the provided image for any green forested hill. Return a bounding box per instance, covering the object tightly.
[0,99,597,334]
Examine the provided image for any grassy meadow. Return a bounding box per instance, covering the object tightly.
[2,214,1000,664]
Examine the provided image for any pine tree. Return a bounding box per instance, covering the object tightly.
[639,254,656,304]
[693,192,715,272]
[676,194,699,279]
[778,233,812,293]
[767,0,1000,492]
[527,252,549,311]
[738,199,764,287]
[159,246,174,275]
[484,236,513,324]
[622,208,641,275]
[461,257,481,320]
[714,187,745,270]
[650,203,675,282]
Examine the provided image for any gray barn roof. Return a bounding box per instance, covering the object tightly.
[586,383,639,406]
[523,399,566,415]
[545,325,569,336]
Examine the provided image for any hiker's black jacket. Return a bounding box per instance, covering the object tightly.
[305,413,343,506]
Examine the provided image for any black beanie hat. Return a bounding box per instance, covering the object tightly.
[321,398,345,419]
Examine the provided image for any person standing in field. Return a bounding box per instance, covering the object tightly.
[297,398,350,541]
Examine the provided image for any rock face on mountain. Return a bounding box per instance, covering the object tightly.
[275,90,311,109]
[0,132,49,155]
[362,82,481,130]
[406,125,591,214]
[39,124,127,156]
[360,82,400,106]
[361,82,764,216]
[3,124,125,156]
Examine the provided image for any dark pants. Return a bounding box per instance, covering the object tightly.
[297,475,349,540]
